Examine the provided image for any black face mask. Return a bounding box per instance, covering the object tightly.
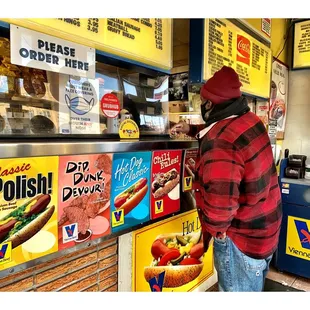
[200,101,213,123]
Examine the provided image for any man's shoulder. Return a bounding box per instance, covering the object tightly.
[208,112,267,145]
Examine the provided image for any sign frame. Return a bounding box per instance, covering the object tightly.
[118,233,218,292]
[189,19,272,100]
[2,19,173,72]
[292,19,310,70]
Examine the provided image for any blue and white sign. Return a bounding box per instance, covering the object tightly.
[62,223,79,243]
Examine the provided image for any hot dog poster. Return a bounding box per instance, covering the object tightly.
[132,209,214,292]
[110,152,151,233]
[182,149,198,192]
[58,154,112,250]
[150,150,182,220]
[0,156,58,271]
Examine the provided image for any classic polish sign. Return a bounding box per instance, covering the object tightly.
[10,25,95,79]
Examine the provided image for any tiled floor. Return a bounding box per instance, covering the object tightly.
[207,267,310,292]
[266,267,310,291]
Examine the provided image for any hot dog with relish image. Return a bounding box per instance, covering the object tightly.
[0,194,54,248]
[144,230,205,288]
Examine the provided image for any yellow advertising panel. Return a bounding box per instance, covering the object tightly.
[204,18,272,98]
[286,215,310,261]
[132,210,214,292]
[293,20,310,69]
[1,18,172,70]
[0,156,58,271]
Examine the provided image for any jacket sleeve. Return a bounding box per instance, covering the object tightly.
[188,124,205,138]
[199,139,244,236]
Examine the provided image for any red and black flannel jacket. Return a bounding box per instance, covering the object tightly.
[189,111,282,259]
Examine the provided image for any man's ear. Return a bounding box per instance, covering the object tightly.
[205,101,213,110]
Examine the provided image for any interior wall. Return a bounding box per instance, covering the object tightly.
[244,18,290,65]
[173,19,189,68]
[282,70,310,156]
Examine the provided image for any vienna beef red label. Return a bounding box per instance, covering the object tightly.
[150,150,182,219]
[237,35,251,66]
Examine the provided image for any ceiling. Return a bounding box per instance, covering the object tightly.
[173,19,189,68]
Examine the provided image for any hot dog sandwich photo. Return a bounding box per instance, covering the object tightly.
[111,152,152,233]
[150,150,182,220]
[0,194,54,249]
[144,230,205,288]
[0,156,59,271]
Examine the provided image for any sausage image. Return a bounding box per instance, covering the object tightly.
[114,178,148,215]
[144,230,205,288]
[185,164,195,179]
[152,169,180,199]
[185,158,196,180]
[0,194,54,249]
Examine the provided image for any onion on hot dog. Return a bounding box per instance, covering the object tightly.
[0,194,54,249]
[114,178,148,215]
[144,230,205,288]
[152,169,180,199]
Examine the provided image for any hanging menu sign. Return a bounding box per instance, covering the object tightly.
[3,18,172,71]
[293,20,310,69]
[10,25,95,79]
[203,18,272,98]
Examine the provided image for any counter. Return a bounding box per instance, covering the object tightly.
[0,139,198,159]
[0,138,219,293]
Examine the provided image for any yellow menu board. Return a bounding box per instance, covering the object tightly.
[293,20,310,69]
[203,18,272,98]
[1,18,172,71]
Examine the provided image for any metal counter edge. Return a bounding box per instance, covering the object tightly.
[0,139,198,159]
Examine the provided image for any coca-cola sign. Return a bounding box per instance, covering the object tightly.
[237,35,251,65]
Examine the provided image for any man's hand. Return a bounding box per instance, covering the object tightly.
[170,121,190,136]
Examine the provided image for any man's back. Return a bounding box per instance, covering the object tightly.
[196,111,282,259]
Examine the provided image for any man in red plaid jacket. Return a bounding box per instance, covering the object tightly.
[171,66,282,292]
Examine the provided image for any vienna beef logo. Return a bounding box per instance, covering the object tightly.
[148,271,165,292]
[0,242,12,265]
[112,209,124,227]
[295,220,310,250]
[237,35,250,66]
[0,244,8,259]
[63,223,78,243]
[287,219,310,260]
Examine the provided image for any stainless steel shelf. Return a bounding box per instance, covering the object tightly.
[0,139,198,159]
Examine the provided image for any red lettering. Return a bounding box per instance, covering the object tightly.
[0,163,31,177]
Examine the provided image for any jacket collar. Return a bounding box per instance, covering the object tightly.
[196,115,238,140]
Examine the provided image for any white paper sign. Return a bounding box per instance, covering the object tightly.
[269,60,289,139]
[59,74,100,134]
[10,25,95,79]
[262,18,271,37]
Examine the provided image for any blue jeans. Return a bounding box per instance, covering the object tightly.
[213,236,273,292]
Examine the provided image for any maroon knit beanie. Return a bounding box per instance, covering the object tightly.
[200,66,243,105]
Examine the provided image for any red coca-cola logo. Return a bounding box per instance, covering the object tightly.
[237,35,250,65]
